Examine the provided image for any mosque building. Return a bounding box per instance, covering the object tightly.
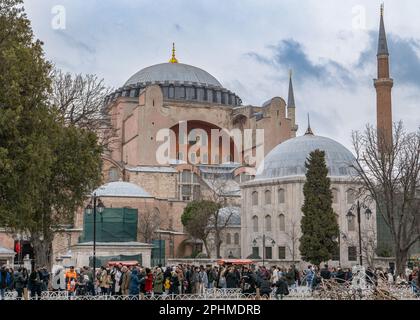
[47,39,299,266]
[1,6,413,269]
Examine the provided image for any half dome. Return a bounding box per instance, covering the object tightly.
[256,134,356,180]
[125,63,222,88]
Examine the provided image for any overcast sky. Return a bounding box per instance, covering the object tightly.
[23,0,420,151]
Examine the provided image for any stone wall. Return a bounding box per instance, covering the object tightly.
[128,171,178,199]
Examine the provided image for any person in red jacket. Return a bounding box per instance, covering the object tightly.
[144,268,153,296]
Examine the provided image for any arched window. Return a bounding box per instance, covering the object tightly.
[265,215,272,232]
[265,190,272,205]
[332,188,338,204]
[348,214,356,232]
[346,189,355,204]
[234,233,239,245]
[252,215,259,232]
[226,233,231,245]
[108,167,119,182]
[252,191,258,206]
[169,85,175,99]
[279,214,285,232]
[179,170,200,201]
[278,188,285,204]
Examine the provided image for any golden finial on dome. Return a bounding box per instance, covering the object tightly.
[169,42,178,63]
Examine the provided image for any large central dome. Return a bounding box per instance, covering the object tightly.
[125,63,223,88]
[105,45,242,107]
[256,134,356,180]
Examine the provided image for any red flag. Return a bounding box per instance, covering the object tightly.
[15,241,21,253]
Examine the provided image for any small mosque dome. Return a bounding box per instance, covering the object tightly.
[93,181,151,198]
[255,134,357,180]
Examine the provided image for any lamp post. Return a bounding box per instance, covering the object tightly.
[85,193,105,295]
[346,200,372,266]
[159,231,162,266]
[253,236,275,267]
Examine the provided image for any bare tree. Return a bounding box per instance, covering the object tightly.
[138,207,161,243]
[285,216,300,262]
[49,69,117,151]
[351,122,420,275]
[201,171,237,258]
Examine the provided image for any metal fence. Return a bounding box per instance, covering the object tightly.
[2,285,419,301]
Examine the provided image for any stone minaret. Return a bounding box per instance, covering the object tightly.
[374,4,393,147]
[287,70,298,136]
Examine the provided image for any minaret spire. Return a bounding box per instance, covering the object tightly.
[169,42,179,63]
[305,113,313,136]
[287,69,298,136]
[374,4,393,149]
[287,69,295,108]
[377,4,389,56]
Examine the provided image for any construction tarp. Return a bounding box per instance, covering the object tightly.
[81,208,138,243]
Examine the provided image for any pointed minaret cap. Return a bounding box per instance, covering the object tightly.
[377,4,389,56]
[169,43,179,63]
[305,113,314,136]
[287,69,296,108]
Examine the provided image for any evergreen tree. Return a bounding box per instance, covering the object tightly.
[299,149,339,266]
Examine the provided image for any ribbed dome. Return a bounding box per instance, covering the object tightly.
[256,134,356,180]
[125,63,222,87]
[93,181,151,198]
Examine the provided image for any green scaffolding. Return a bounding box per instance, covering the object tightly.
[80,207,138,243]
[151,239,166,267]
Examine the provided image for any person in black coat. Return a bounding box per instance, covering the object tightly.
[336,268,346,284]
[258,275,272,298]
[240,268,256,294]
[275,276,289,300]
[169,271,180,294]
[164,267,172,280]
[185,266,192,294]
[225,268,238,289]
[14,268,26,299]
[28,267,42,300]
[320,265,331,280]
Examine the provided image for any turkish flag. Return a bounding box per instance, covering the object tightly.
[15,241,21,254]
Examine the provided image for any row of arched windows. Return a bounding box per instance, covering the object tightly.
[252,214,285,232]
[252,188,356,206]
[251,189,285,206]
[226,233,240,245]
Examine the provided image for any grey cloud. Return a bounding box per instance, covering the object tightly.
[174,23,182,32]
[357,32,420,87]
[55,30,96,55]
[247,39,354,87]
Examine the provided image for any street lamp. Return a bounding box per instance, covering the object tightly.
[85,193,105,295]
[346,200,371,266]
[252,235,275,267]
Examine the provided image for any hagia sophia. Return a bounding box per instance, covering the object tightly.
[0,7,414,269]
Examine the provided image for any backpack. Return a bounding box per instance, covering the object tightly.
[164,278,170,290]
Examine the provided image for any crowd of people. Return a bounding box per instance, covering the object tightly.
[0,263,419,300]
